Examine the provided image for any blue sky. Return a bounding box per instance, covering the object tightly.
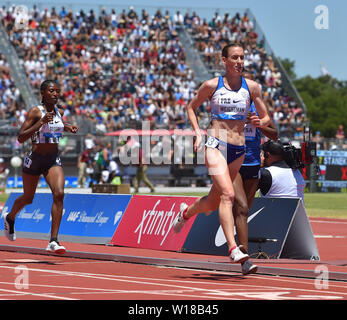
[2,0,345,80]
[137,0,345,81]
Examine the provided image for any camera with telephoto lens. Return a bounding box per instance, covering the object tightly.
[262,138,318,170]
[283,143,304,170]
[262,124,320,179]
[261,140,304,169]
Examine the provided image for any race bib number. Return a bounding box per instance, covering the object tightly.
[205,136,219,148]
[244,123,256,141]
[24,156,32,168]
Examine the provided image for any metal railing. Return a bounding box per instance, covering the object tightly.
[0,20,39,109]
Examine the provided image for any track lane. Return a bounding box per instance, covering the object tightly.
[0,251,346,301]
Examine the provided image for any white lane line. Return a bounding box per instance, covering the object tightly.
[311,220,347,224]
[0,287,76,300]
[0,281,229,300]
[314,235,346,238]
[0,264,346,300]
[0,265,244,299]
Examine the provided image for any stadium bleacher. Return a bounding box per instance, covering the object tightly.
[1,5,306,136]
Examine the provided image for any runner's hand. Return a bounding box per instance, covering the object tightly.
[249,112,262,127]
[194,133,202,152]
[41,111,55,124]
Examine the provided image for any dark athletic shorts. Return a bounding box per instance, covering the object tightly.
[205,136,245,164]
[239,164,261,180]
[22,151,62,176]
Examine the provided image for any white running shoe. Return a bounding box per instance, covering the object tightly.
[230,246,249,264]
[46,241,66,255]
[173,203,189,233]
[3,213,16,241]
[241,260,258,275]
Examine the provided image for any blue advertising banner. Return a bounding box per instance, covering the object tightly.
[0,193,131,244]
[6,176,79,188]
[1,193,52,235]
[59,194,131,243]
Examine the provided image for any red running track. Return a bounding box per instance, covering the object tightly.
[0,217,346,302]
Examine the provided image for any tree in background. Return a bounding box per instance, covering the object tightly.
[294,75,347,138]
[279,57,297,80]
[279,57,347,138]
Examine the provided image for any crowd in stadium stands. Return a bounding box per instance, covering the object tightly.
[0,53,24,125]
[0,5,345,153]
[1,5,197,135]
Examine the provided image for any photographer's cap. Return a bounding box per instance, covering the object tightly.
[261,140,284,155]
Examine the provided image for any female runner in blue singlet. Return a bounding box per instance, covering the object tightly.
[233,99,278,260]
[173,43,271,274]
[3,80,78,254]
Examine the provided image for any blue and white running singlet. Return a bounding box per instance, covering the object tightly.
[243,102,261,167]
[210,76,252,121]
[31,105,64,144]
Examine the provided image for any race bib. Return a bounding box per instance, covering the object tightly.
[205,136,219,148]
[244,123,256,141]
[24,156,32,168]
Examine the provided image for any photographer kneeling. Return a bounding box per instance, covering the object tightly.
[259,140,306,202]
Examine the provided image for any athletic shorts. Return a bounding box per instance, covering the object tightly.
[22,151,62,176]
[205,136,245,164]
[239,164,261,180]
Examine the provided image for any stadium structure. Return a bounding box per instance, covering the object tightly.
[0,4,308,187]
